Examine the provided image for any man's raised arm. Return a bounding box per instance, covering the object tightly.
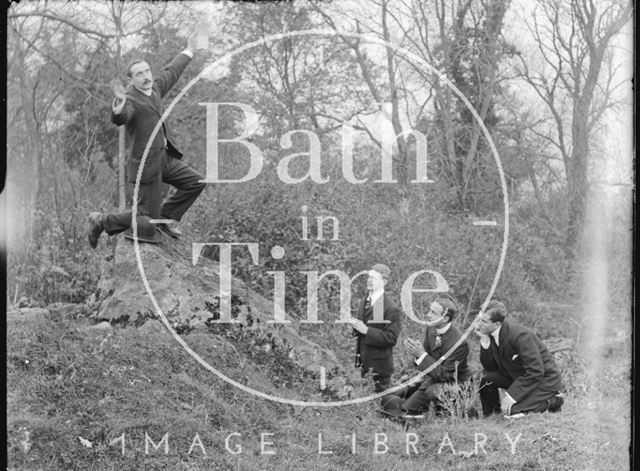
[110,79,135,126]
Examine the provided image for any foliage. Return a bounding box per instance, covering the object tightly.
[436,371,483,421]
[6,160,108,305]
[5,1,629,338]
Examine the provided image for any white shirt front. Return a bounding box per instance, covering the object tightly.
[480,324,502,349]
[368,290,384,307]
[415,323,452,365]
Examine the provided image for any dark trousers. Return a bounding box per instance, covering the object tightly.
[361,368,391,393]
[402,382,446,413]
[479,370,552,416]
[103,151,206,235]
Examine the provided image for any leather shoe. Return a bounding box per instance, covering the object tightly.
[157,223,182,238]
[546,394,564,413]
[88,212,104,249]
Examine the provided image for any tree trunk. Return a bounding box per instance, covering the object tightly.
[118,127,126,210]
[14,42,44,246]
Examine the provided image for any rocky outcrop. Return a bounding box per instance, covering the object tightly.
[95,236,342,376]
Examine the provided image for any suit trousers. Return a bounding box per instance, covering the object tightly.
[360,368,391,393]
[103,150,206,235]
[479,370,552,416]
[402,382,446,413]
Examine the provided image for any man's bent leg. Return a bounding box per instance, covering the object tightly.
[403,382,445,414]
[102,210,132,236]
[160,154,206,222]
[102,178,161,235]
[479,370,512,417]
[372,373,391,392]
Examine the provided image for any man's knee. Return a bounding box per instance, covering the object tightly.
[373,374,391,392]
[481,370,510,388]
[422,386,441,403]
[185,172,206,192]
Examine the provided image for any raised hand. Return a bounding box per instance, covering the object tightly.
[404,338,425,357]
[187,23,209,51]
[110,79,126,102]
[187,31,198,51]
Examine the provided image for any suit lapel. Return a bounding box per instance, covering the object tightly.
[363,295,376,323]
[423,327,435,354]
[130,87,170,141]
[129,86,163,117]
[498,322,508,361]
[436,327,450,350]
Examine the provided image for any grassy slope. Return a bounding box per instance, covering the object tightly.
[7,307,630,471]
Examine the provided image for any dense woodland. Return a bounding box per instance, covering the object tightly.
[6,0,632,332]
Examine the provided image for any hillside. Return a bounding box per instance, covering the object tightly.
[6,240,631,471]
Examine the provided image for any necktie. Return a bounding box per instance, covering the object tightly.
[364,296,371,311]
[434,334,442,349]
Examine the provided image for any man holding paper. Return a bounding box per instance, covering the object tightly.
[349,264,402,392]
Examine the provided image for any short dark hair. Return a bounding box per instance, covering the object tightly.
[434,297,458,322]
[484,300,507,323]
[126,59,147,78]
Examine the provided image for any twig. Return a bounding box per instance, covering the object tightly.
[463,257,487,326]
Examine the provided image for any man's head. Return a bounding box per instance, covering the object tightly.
[475,300,507,335]
[425,297,458,327]
[366,263,390,294]
[127,59,153,92]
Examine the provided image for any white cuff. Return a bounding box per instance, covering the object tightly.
[415,352,428,365]
[504,392,515,403]
[182,49,194,58]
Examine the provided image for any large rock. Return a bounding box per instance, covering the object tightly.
[95,236,342,374]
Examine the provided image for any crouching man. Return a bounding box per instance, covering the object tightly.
[475,300,564,416]
[382,298,471,418]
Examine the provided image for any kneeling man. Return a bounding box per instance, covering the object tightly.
[391,298,471,417]
[475,300,564,416]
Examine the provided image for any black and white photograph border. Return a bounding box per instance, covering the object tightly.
[4,1,634,470]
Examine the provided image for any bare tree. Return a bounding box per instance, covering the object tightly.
[7,2,179,217]
[517,0,631,249]
[312,0,514,212]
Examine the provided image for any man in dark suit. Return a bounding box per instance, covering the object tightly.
[88,32,206,248]
[475,300,564,416]
[348,264,402,392]
[385,298,470,417]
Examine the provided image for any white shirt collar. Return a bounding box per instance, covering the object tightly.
[369,291,384,306]
[134,86,153,96]
[435,323,451,335]
[491,324,502,346]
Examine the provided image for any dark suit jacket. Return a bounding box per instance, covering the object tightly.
[480,320,562,404]
[415,324,470,388]
[112,52,192,184]
[354,294,402,377]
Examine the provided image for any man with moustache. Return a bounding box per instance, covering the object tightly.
[88,31,206,248]
[348,264,402,392]
[474,300,564,416]
[383,297,471,417]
